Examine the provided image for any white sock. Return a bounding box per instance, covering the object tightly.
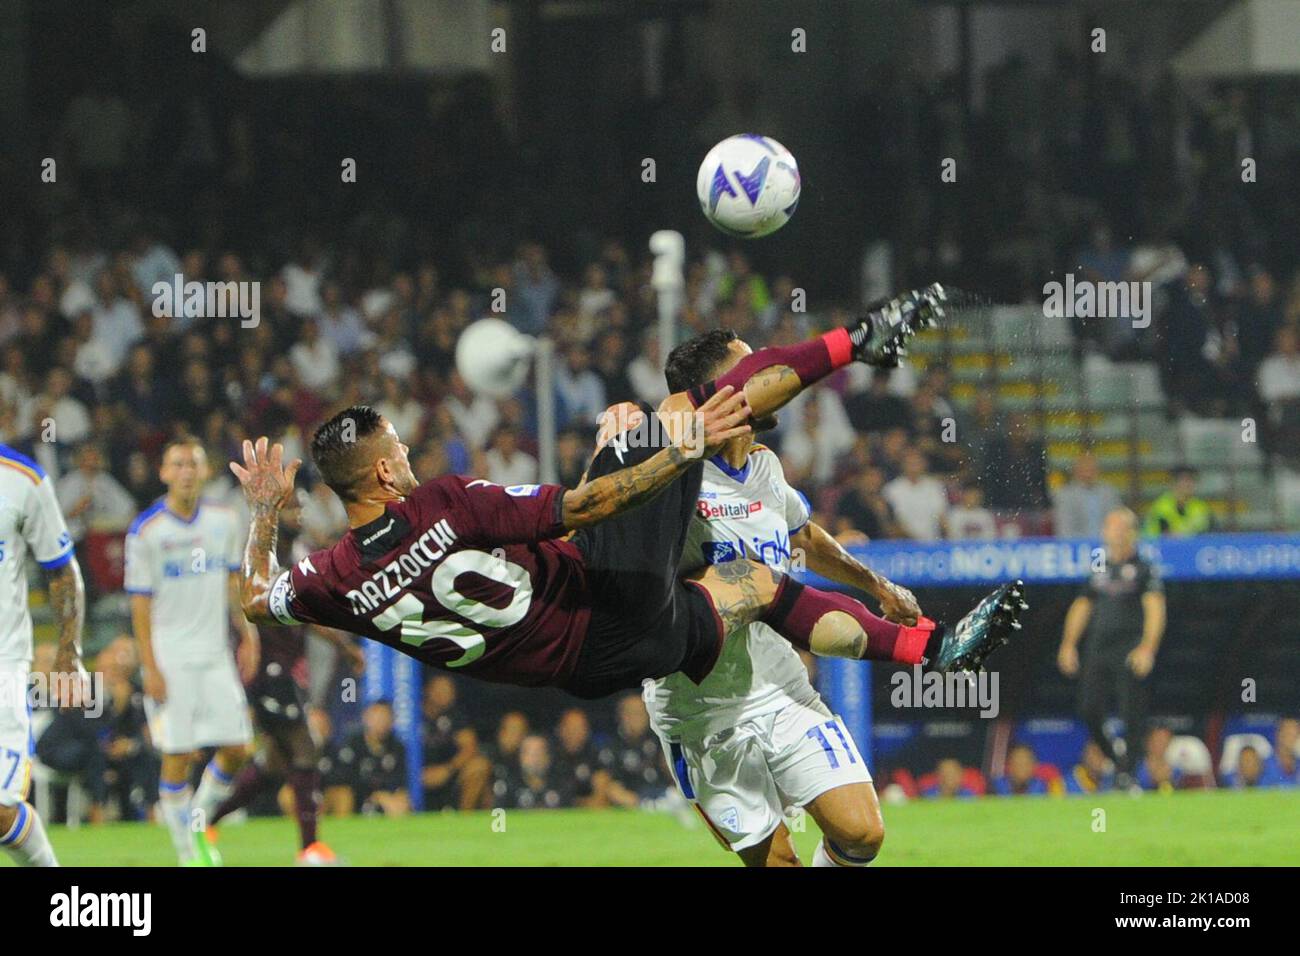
[1,802,59,867]
[159,782,196,863]
[813,838,874,868]
[192,761,236,829]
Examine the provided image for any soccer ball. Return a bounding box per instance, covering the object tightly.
[455,318,535,398]
[696,134,801,239]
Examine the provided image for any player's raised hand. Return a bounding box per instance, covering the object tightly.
[230,436,302,513]
[51,652,92,710]
[595,401,645,452]
[685,385,752,459]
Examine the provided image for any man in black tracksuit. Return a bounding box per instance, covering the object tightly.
[1057,508,1168,783]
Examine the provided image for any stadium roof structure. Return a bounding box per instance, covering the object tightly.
[1172,0,1300,78]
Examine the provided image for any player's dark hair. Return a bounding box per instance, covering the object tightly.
[311,404,386,501]
[664,328,739,393]
[161,436,204,460]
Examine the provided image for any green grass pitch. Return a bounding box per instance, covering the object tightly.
[12,789,1299,866]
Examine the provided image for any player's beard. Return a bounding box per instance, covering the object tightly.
[752,413,778,433]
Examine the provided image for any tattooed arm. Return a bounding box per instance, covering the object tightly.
[559,387,750,531]
[230,437,301,626]
[791,521,921,625]
[48,558,88,706]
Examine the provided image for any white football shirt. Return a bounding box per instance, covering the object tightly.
[124,498,243,669]
[647,445,815,738]
[0,446,75,664]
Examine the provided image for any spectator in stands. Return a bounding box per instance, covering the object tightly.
[482,425,538,487]
[551,708,612,808]
[625,331,670,408]
[488,711,531,803]
[1226,745,1267,789]
[1143,466,1213,536]
[1074,221,1131,353]
[778,390,856,489]
[289,318,341,395]
[946,481,998,540]
[316,280,370,357]
[512,243,561,335]
[1135,726,1181,793]
[577,262,616,321]
[56,443,136,545]
[832,465,898,542]
[89,269,144,371]
[923,758,977,798]
[597,694,669,804]
[992,744,1059,796]
[555,428,591,489]
[592,329,633,403]
[1065,741,1114,794]
[97,636,156,821]
[979,412,1049,512]
[883,449,948,540]
[1262,717,1299,787]
[1059,507,1166,786]
[1237,265,1283,374]
[845,369,912,435]
[332,701,410,817]
[419,676,490,811]
[35,366,92,453]
[497,735,575,810]
[1159,263,1240,415]
[1053,452,1121,539]
[1256,325,1300,426]
[316,710,354,817]
[444,371,499,451]
[555,345,607,430]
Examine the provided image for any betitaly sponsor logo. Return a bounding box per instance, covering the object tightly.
[695,499,763,521]
[49,886,151,936]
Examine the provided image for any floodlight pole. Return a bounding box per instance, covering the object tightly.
[536,335,557,484]
[650,230,685,366]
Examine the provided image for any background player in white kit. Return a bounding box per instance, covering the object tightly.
[0,445,86,867]
[125,439,258,866]
[613,331,927,867]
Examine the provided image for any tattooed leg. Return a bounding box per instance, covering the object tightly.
[687,563,936,664]
[687,559,785,636]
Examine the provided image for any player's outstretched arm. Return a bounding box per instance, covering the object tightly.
[791,521,921,626]
[230,437,302,625]
[560,386,750,531]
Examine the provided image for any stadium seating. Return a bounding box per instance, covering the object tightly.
[909,306,1290,531]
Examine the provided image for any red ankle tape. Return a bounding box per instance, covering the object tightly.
[893,617,937,665]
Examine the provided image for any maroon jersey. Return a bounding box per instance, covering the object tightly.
[267,476,592,687]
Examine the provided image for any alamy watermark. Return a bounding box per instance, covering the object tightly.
[889,664,999,718]
[1043,273,1151,329]
[0,669,105,717]
[152,274,260,328]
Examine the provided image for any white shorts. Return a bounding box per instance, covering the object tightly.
[658,696,872,851]
[0,664,32,807]
[145,659,252,754]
